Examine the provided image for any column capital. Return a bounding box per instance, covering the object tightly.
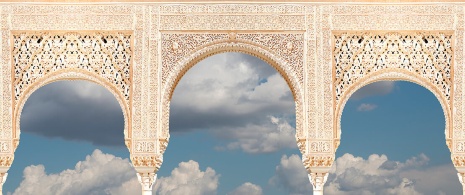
[137,172,156,195]
[309,172,328,193]
[302,154,333,195]
[131,154,163,195]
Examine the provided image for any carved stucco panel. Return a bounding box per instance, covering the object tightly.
[332,31,454,154]
[1,6,12,142]
[159,4,306,14]
[10,5,134,31]
[3,5,154,160]
[327,6,463,165]
[160,15,305,31]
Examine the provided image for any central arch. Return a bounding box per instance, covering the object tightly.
[160,34,306,157]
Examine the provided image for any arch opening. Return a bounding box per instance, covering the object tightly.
[333,80,458,194]
[5,79,133,194]
[161,40,304,144]
[335,70,452,150]
[161,52,305,195]
[13,71,131,150]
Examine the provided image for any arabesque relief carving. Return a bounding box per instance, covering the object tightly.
[0,2,464,195]
[333,32,454,146]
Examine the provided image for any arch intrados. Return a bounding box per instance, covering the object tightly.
[167,42,300,103]
[14,70,130,150]
[335,69,451,151]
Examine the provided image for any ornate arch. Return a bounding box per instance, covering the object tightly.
[335,69,452,150]
[13,71,131,149]
[160,32,305,154]
[11,31,133,150]
[333,31,453,151]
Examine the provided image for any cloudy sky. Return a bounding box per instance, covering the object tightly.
[2,52,461,194]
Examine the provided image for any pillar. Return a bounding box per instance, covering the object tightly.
[136,169,156,195]
[309,171,328,195]
[458,172,465,194]
[308,167,329,195]
[0,172,7,195]
[454,156,465,195]
[131,154,162,195]
[302,153,333,195]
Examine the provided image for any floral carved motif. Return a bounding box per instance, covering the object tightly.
[0,156,12,167]
[334,32,453,108]
[302,155,334,171]
[131,155,163,171]
[12,32,132,108]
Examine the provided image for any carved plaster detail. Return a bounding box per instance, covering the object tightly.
[161,33,305,142]
[12,32,132,106]
[0,4,464,194]
[309,172,329,194]
[334,32,452,105]
[302,155,334,171]
[0,156,12,167]
[332,32,454,154]
[131,155,163,171]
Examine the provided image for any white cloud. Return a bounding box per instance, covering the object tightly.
[11,150,225,195]
[268,154,313,195]
[172,53,293,116]
[350,81,396,100]
[228,182,263,195]
[153,160,220,195]
[220,116,296,153]
[171,53,296,153]
[269,153,461,195]
[356,103,377,112]
[11,149,140,195]
[170,53,296,153]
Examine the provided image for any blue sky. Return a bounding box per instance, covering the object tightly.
[2,52,461,194]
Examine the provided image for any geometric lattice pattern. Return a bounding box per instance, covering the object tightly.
[334,32,453,107]
[12,32,132,108]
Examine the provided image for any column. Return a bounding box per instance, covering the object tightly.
[132,155,162,195]
[136,169,156,195]
[0,172,7,195]
[309,171,328,195]
[302,153,332,195]
[307,166,330,195]
[458,172,465,194]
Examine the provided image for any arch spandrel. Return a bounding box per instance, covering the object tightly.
[333,31,454,152]
[11,31,134,150]
[159,32,306,154]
